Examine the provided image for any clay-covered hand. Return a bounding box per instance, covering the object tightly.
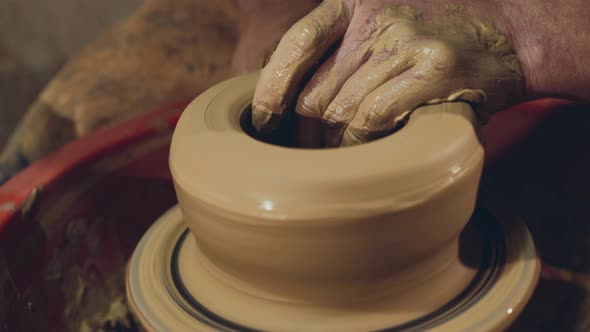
[251,0,524,147]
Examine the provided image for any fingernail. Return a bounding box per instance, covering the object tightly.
[251,108,273,132]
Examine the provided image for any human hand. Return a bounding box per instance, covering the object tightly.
[251,0,524,147]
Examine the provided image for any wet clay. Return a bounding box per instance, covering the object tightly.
[124,73,541,331]
[252,3,524,145]
[167,73,482,314]
[127,205,539,331]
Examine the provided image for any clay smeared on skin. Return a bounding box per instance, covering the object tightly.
[252,2,524,146]
[251,0,353,132]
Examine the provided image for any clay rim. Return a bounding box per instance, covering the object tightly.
[238,105,410,150]
[169,73,486,221]
[167,208,506,332]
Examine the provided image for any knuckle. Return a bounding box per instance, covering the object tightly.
[296,94,322,118]
[391,21,418,36]
[422,40,458,72]
[425,40,454,57]
[322,104,350,128]
[357,97,390,130]
[284,19,322,52]
[367,107,389,127]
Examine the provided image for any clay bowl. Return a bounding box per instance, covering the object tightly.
[168,73,486,325]
[0,72,576,331]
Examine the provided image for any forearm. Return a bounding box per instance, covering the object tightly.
[497,0,590,102]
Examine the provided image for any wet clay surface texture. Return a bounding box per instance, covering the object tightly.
[0,98,589,330]
[171,74,484,303]
[163,74,535,331]
[126,202,538,331]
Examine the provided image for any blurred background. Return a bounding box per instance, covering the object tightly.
[0,0,142,147]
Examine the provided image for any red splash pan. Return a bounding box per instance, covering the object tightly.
[0,100,189,331]
[0,98,587,331]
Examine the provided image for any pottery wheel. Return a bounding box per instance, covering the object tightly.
[126,205,538,332]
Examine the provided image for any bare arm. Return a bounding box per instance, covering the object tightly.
[499,0,590,102]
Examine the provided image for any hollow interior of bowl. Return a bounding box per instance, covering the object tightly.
[238,104,408,149]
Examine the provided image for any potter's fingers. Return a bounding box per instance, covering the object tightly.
[294,12,380,121]
[251,0,353,133]
[293,26,374,148]
[321,52,415,147]
[341,60,453,146]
